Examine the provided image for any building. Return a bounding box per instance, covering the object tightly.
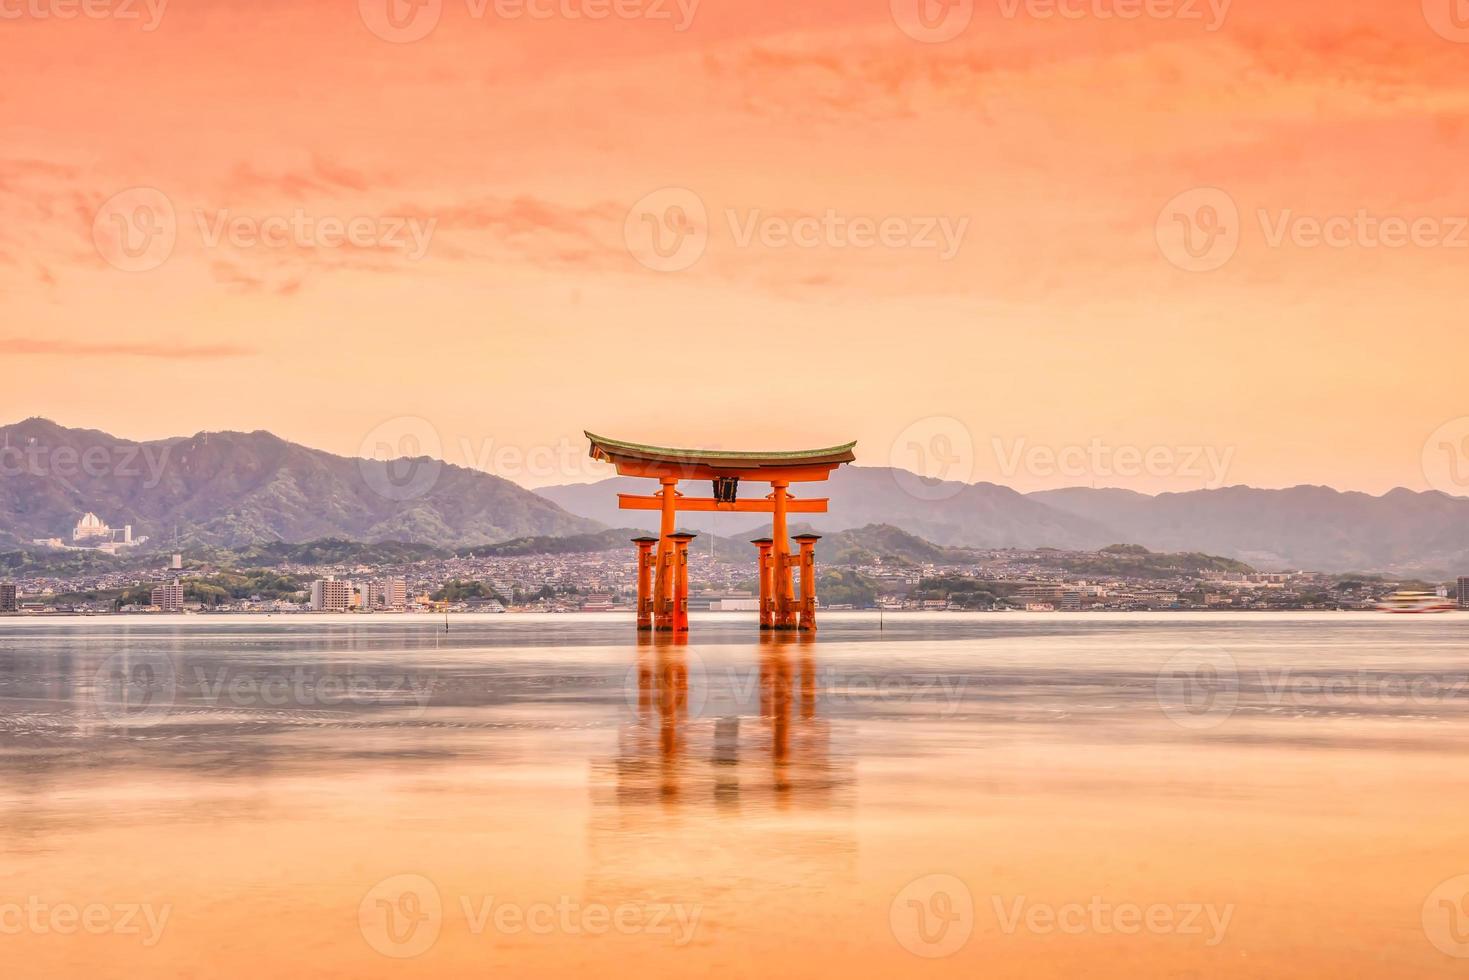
[151,579,184,612]
[310,577,353,612]
[0,583,17,613]
[380,577,408,611]
[73,512,113,542]
[1460,577,1469,610]
[66,513,144,552]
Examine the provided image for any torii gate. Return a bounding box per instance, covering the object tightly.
[586,433,856,633]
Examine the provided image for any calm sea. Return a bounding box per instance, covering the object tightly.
[2,612,1468,977]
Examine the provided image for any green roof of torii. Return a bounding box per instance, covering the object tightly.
[586,432,857,468]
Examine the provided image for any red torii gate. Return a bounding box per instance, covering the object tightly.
[586,433,856,633]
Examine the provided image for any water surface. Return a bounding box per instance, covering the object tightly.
[2,612,1467,977]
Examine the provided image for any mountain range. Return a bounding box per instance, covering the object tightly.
[2,419,1466,575]
[538,468,1469,576]
[0,418,596,550]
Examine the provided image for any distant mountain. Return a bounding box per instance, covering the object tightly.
[0,418,598,549]
[538,469,1469,574]
[535,467,1114,550]
[1031,485,1469,576]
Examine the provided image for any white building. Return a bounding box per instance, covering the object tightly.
[151,579,184,612]
[310,578,353,612]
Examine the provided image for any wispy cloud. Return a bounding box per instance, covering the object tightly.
[2,339,255,360]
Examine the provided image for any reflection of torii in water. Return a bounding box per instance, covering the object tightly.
[595,632,853,817]
[585,433,855,634]
[586,632,857,921]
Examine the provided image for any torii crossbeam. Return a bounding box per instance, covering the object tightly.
[586,433,856,633]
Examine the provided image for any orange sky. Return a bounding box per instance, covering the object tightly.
[4,0,1469,494]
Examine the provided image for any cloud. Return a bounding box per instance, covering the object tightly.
[2,339,255,360]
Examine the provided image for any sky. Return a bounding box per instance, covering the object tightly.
[4,0,1469,495]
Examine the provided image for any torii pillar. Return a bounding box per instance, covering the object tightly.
[752,537,774,629]
[668,531,697,633]
[652,477,678,631]
[794,533,821,632]
[632,536,658,631]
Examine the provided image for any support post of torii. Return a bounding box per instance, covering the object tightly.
[652,477,678,631]
[632,536,658,631]
[795,533,821,632]
[669,531,696,633]
[752,537,774,630]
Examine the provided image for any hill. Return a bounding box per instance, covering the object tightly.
[0,418,598,550]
